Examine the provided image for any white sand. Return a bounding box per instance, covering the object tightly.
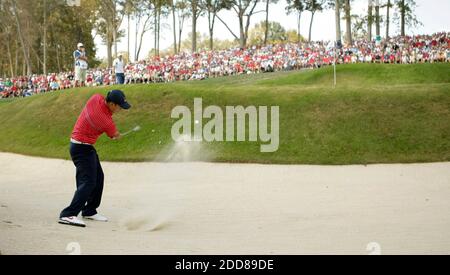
[0,152,449,255]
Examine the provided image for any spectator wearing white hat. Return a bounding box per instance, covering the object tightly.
[74,43,88,87]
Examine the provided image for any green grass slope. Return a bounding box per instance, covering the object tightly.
[0,63,449,164]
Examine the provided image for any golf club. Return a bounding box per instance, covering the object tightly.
[122,125,141,137]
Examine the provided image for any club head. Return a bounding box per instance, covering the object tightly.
[134,126,141,132]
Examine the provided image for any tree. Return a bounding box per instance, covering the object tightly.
[343,0,352,44]
[175,31,237,53]
[351,14,368,40]
[286,29,305,43]
[96,0,126,67]
[0,0,98,76]
[368,0,373,41]
[375,0,380,37]
[176,0,189,53]
[395,0,421,36]
[335,0,341,42]
[123,0,137,62]
[152,0,170,57]
[187,0,203,52]
[11,0,32,75]
[216,0,263,48]
[325,0,342,43]
[132,0,154,61]
[169,0,177,54]
[249,20,287,45]
[305,0,325,42]
[0,0,16,76]
[286,0,306,45]
[201,0,230,50]
[46,0,99,72]
[43,0,47,75]
[263,0,278,45]
[384,0,393,38]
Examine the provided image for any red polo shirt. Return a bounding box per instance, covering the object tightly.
[71,94,118,145]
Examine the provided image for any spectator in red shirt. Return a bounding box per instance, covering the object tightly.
[59,90,131,227]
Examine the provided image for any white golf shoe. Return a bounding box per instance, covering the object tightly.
[82,213,108,222]
[59,216,86,227]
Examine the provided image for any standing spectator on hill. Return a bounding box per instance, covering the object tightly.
[113,54,125,85]
[74,43,88,87]
[4,78,12,89]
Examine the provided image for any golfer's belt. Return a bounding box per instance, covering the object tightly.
[70,138,93,146]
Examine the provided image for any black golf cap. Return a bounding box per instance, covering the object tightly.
[106,90,131,109]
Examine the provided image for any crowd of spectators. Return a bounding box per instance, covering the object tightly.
[1,32,449,99]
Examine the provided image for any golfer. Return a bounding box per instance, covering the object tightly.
[59,90,131,227]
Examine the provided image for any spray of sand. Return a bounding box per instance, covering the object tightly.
[120,212,174,232]
[154,134,213,162]
[120,134,213,232]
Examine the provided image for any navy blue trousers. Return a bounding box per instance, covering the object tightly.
[60,143,104,218]
[116,73,125,84]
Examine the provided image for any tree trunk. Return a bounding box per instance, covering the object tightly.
[56,45,61,73]
[107,40,112,67]
[209,15,214,50]
[264,0,269,45]
[172,2,177,54]
[243,3,257,48]
[207,9,216,50]
[335,0,341,42]
[386,0,391,38]
[135,17,139,61]
[400,0,405,36]
[107,26,113,67]
[15,40,19,76]
[136,25,146,60]
[375,1,380,36]
[297,12,301,44]
[154,8,157,56]
[6,35,14,77]
[344,0,352,45]
[308,11,315,42]
[192,2,197,53]
[368,0,372,41]
[43,0,47,75]
[113,6,117,58]
[178,23,183,53]
[128,13,130,62]
[12,0,32,75]
[157,7,161,56]
[239,12,245,48]
[158,7,161,56]
[113,28,117,58]
[178,14,184,53]
[36,52,40,74]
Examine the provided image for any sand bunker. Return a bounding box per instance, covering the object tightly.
[0,152,449,254]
